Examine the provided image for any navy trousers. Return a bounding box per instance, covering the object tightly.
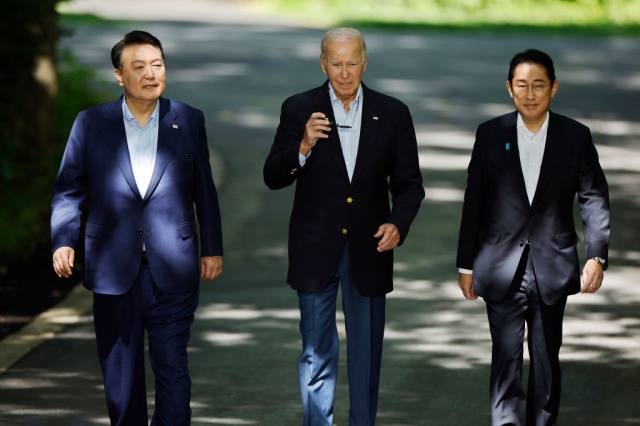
[485,251,567,426]
[93,260,199,426]
[297,243,386,426]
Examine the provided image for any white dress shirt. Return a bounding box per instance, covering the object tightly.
[299,84,364,182]
[459,111,550,275]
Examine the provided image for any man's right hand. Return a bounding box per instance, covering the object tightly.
[299,112,331,156]
[459,273,478,300]
[53,246,75,278]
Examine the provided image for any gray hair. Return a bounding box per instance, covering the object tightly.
[320,27,368,62]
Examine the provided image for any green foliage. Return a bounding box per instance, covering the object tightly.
[261,0,640,31]
[0,51,103,262]
[0,1,104,264]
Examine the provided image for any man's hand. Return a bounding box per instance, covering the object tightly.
[53,246,75,278]
[581,258,604,293]
[459,273,478,300]
[201,256,223,282]
[374,223,400,252]
[299,112,331,156]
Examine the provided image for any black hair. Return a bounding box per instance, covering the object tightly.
[111,31,164,69]
[508,49,555,84]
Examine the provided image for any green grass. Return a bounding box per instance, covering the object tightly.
[58,12,137,27]
[253,0,640,35]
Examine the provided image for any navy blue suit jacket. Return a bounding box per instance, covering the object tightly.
[456,111,610,305]
[51,97,223,295]
[264,81,424,297]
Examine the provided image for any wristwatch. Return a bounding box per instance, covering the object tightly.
[592,256,608,271]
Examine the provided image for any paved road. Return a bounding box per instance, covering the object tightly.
[1,20,640,425]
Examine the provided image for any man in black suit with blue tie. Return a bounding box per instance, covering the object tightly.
[457,49,610,425]
[264,28,424,426]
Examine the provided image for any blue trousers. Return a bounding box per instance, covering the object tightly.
[93,262,199,426]
[297,244,386,426]
[485,251,566,426]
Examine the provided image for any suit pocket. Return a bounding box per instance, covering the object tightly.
[180,220,196,239]
[479,229,501,245]
[85,222,105,239]
[557,232,579,249]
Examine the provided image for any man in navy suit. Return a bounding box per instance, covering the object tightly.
[264,28,424,426]
[457,49,610,425]
[51,31,223,425]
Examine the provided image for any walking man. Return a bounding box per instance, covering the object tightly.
[264,28,424,425]
[456,49,610,425]
[51,30,223,425]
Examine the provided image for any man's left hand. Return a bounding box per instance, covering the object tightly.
[581,258,604,293]
[374,223,400,252]
[201,256,223,281]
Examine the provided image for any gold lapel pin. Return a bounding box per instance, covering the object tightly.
[373,116,379,120]
[173,124,179,129]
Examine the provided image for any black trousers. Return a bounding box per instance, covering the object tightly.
[484,250,567,426]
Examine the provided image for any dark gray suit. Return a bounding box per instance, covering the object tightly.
[457,111,610,424]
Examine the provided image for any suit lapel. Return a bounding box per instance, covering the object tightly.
[501,111,530,207]
[102,97,142,200]
[350,83,379,187]
[145,97,177,201]
[530,111,560,210]
[314,82,349,181]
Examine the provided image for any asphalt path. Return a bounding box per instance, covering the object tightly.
[1,21,640,425]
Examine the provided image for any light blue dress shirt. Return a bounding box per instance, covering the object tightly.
[299,84,364,182]
[122,98,159,198]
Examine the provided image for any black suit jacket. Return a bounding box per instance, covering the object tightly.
[456,111,610,305]
[264,81,424,296]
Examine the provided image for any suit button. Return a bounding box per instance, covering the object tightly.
[347,197,353,203]
[342,229,348,235]
[138,229,143,235]
[291,168,298,175]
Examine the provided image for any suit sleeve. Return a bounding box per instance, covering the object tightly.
[456,126,488,270]
[387,103,425,245]
[577,127,610,262]
[193,111,223,257]
[263,98,310,190]
[51,112,88,252]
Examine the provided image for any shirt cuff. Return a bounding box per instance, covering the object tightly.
[299,150,311,167]
[458,268,473,274]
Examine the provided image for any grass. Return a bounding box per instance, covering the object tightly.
[250,0,640,35]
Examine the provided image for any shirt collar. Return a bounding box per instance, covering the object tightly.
[517,111,549,135]
[122,96,160,127]
[328,83,363,109]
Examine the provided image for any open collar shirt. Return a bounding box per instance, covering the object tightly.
[122,97,159,199]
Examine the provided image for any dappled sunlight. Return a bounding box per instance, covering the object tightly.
[423,186,464,203]
[381,263,640,368]
[201,332,255,346]
[197,303,299,320]
[415,125,474,149]
[192,417,258,424]
[418,150,470,170]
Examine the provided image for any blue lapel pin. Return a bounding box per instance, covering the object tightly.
[506,142,510,150]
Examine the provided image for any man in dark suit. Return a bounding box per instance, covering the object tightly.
[264,28,424,426]
[51,31,223,425]
[457,49,610,425]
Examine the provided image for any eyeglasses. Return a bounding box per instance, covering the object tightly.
[329,101,360,129]
[511,83,551,95]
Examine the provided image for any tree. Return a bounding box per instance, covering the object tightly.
[0,0,60,263]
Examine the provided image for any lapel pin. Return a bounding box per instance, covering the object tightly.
[373,116,379,120]
[506,142,510,150]
[173,124,179,129]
